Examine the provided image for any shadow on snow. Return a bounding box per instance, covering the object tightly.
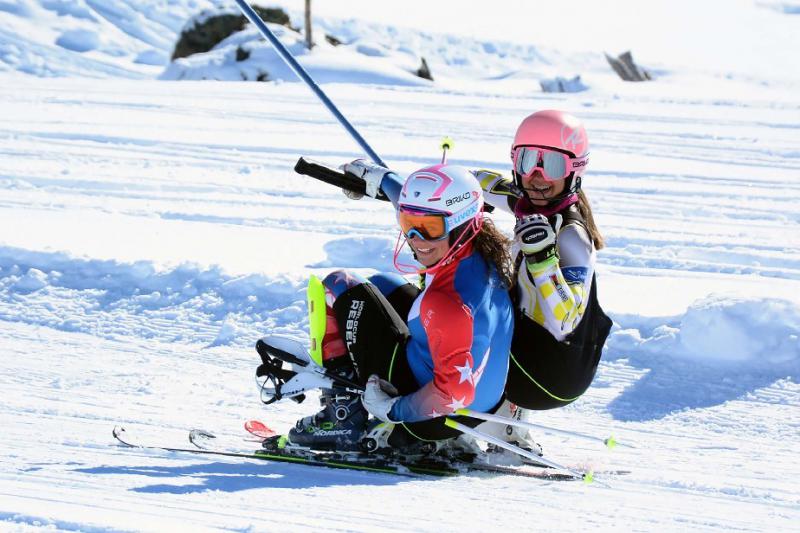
[75,460,418,492]
[599,312,799,422]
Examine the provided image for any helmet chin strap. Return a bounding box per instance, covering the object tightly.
[392,215,484,276]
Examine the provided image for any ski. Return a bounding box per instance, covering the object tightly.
[113,425,582,481]
[115,425,434,478]
[240,421,583,481]
[241,419,628,481]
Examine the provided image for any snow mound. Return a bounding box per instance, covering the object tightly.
[608,294,800,367]
[757,1,800,14]
[134,48,167,66]
[679,295,800,364]
[0,247,307,346]
[160,25,431,86]
[55,28,100,53]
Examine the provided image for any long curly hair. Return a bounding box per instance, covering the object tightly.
[577,189,604,250]
[472,217,515,288]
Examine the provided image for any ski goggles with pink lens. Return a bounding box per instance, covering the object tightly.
[512,145,589,181]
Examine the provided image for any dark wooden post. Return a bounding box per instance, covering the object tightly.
[304,0,313,49]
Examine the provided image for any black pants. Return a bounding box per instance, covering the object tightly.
[329,279,482,445]
[506,275,612,410]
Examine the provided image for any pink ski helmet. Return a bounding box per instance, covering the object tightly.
[511,110,589,187]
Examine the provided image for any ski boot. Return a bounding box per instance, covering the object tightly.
[287,378,368,452]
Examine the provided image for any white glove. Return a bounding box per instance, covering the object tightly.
[514,213,562,266]
[342,159,390,199]
[343,189,364,200]
[361,374,400,423]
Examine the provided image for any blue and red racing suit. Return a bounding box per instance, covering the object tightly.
[340,168,515,423]
[371,246,513,424]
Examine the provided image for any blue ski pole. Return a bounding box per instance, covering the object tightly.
[233,0,387,167]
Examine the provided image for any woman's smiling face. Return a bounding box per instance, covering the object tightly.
[407,234,450,267]
[521,169,567,205]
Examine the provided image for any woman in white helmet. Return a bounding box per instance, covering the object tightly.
[286,162,516,451]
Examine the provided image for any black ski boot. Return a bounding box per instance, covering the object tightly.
[287,381,368,451]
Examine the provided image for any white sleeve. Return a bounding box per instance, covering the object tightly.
[515,223,596,341]
[472,170,517,215]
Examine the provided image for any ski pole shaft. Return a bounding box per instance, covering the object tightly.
[233,0,386,167]
[454,408,633,449]
[443,418,588,480]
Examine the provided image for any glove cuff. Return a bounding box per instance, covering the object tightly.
[525,247,559,274]
[364,167,388,198]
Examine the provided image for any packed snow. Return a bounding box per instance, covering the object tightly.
[0,0,799,531]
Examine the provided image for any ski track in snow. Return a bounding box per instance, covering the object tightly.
[1,18,800,529]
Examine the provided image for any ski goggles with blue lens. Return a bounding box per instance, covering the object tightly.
[513,145,589,181]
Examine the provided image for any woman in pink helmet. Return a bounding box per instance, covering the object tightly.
[335,110,610,453]
[472,109,612,448]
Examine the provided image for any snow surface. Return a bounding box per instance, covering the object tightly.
[1,1,799,531]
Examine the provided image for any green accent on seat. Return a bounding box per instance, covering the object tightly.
[400,423,443,443]
[407,417,465,443]
[387,343,400,382]
[307,275,326,366]
[386,342,454,444]
[277,435,288,449]
[510,352,581,404]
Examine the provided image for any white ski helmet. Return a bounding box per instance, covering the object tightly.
[393,164,485,273]
[397,164,484,239]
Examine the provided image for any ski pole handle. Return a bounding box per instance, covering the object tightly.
[294,157,390,201]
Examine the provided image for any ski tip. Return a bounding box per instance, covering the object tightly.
[583,470,595,484]
[245,420,278,439]
[604,436,617,450]
[112,425,136,447]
